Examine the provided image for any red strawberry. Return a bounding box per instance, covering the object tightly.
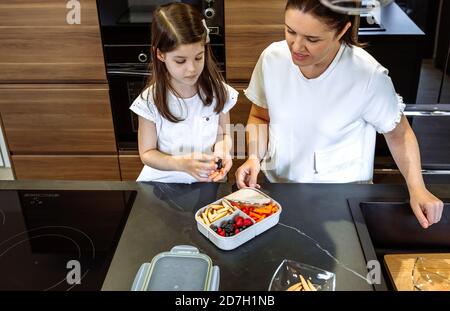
[235,218,244,228]
[243,218,253,226]
[234,228,240,235]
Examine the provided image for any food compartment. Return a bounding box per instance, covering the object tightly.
[209,209,255,238]
[196,202,256,250]
[196,199,237,227]
[224,188,282,236]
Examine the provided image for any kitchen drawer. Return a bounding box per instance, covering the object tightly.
[0,0,99,26]
[0,84,117,153]
[0,0,105,82]
[0,26,106,83]
[12,155,121,180]
[119,153,143,181]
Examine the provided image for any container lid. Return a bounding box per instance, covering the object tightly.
[144,246,213,291]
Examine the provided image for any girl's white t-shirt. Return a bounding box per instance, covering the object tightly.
[130,84,238,183]
[244,40,405,183]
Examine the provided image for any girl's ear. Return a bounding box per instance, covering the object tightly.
[156,48,165,62]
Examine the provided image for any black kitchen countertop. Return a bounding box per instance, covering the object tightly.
[1,180,449,291]
[358,2,424,37]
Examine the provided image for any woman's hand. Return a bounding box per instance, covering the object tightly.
[176,153,217,182]
[409,187,444,229]
[235,157,261,189]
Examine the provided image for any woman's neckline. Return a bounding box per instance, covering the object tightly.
[296,43,346,82]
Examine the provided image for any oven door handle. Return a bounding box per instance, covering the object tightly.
[107,70,152,77]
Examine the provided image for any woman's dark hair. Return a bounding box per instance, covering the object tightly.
[145,2,227,123]
[285,0,363,47]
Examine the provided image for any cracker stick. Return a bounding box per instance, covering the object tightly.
[221,199,234,210]
[207,209,215,222]
[201,211,210,226]
[300,275,310,291]
[209,204,223,210]
[287,282,302,291]
[307,279,317,291]
[210,210,228,222]
[215,207,229,214]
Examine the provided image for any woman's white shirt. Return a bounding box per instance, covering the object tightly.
[244,40,405,183]
[130,84,238,183]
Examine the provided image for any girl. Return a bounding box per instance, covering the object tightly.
[130,2,238,183]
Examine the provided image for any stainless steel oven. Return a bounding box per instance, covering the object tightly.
[97,0,225,150]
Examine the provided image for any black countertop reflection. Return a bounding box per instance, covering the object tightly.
[1,181,450,291]
[0,189,136,290]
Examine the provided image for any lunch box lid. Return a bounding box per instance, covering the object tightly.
[131,245,220,291]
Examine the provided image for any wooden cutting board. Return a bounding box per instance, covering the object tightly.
[384,253,450,291]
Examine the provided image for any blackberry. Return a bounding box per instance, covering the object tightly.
[216,158,223,170]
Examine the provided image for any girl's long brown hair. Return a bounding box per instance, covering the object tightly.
[286,0,363,47]
[146,2,227,123]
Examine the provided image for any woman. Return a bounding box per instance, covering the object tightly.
[235,0,443,228]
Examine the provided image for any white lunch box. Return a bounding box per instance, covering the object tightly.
[195,188,282,251]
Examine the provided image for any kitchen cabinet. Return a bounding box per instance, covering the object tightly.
[0,84,116,153]
[12,155,120,181]
[119,151,143,181]
[0,0,106,83]
[0,0,99,26]
[225,0,285,81]
[0,0,119,180]
[0,27,106,83]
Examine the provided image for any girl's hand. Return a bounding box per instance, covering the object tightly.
[210,139,232,182]
[235,157,261,189]
[209,155,232,182]
[177,153,217,182]
[409,187,444,229]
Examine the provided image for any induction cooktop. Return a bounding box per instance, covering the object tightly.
[0,189,136,290]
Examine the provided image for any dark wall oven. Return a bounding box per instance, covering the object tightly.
[97,0,225,150]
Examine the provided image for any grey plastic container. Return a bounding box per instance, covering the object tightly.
[131,245,220,291]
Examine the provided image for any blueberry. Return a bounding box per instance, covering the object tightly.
[216,158,223,170]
